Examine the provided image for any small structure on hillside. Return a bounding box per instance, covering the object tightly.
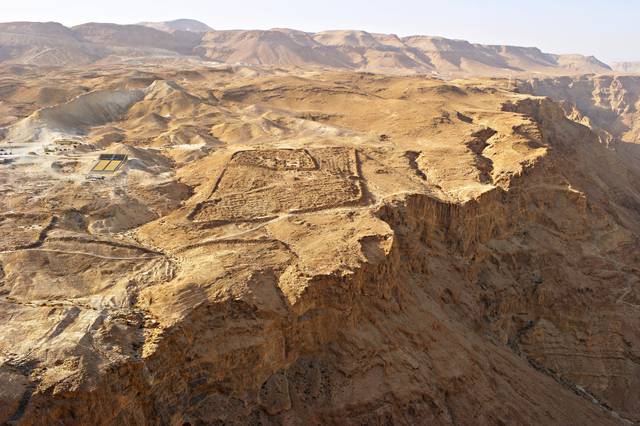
[90,153,128,174]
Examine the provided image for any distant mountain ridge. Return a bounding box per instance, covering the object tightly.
[137,19,213,33]
[0,20,614,76]
[612,61,640,73]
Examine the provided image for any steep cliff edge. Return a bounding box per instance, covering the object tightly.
[518,75,640,147]
[1,69,639,424]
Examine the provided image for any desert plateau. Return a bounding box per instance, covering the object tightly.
[0,15,639,426]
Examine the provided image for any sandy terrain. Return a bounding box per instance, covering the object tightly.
[0,61,639,424]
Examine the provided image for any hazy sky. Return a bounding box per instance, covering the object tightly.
[2,0,637,63]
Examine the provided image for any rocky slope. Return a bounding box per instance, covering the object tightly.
[72,23,203,57]
[0,22,101,66]
[0,65,639,424]
[0,21,613,76]
[517,75,640,186]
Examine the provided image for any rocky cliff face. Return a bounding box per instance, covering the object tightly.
[0,67,639,424]
[518,75,640,145]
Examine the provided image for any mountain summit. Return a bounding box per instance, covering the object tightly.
[137,19,213,33]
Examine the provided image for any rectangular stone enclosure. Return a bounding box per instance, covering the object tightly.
[190,148,364,223]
